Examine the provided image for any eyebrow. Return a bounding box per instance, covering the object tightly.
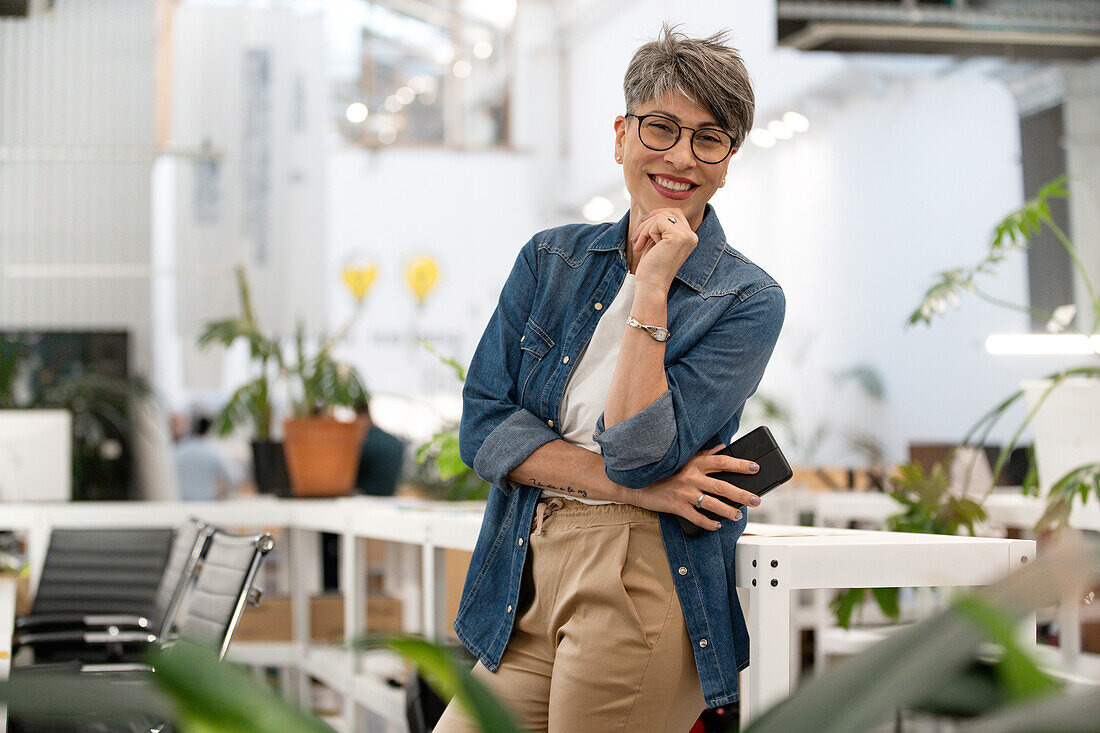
[646,109,723,129]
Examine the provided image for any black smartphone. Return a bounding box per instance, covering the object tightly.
[677,425,793,537]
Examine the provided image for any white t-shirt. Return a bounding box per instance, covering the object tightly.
[540,273,636,505]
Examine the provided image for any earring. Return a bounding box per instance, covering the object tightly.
[616,155,622,163]
[720,178,726,186]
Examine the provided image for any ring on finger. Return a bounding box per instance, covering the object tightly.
[694,493,705,510]
[667,215,678,224]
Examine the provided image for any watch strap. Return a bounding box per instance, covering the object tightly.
[626,315,671,342]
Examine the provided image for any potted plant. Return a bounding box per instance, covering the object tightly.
[908,176,1100,529]
[198,267,291,495]
[280,322,370,497]
[198,265,370,497]
[411,342,489,501]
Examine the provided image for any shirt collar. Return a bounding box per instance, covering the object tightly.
[586,204,726,293]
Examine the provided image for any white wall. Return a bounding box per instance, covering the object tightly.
[168,6,328,394]
[326,147,540,408]
[0,0,157,374]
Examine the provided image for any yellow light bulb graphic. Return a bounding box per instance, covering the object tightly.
[405,256,439,305]
[342,263,378,304]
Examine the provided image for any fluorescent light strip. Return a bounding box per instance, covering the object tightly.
[985,334,1100,355]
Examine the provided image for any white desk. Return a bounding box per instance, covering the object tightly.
[2,500,1036,731]
[735,523,1034,724]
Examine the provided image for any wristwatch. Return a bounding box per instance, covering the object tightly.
[626,315,671,342]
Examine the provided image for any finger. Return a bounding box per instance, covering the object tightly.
[708,477,760,507]
[703,454,759,476]
[702,443,726,456]
[695,493,743,523]
[681,505,723,532]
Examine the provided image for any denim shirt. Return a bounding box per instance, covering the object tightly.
[456,205,785,707]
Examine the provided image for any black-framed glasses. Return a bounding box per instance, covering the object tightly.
[625,113,735,164]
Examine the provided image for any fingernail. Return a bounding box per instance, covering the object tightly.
[748,462,759,473]
[714,522,722,530]
[749,496,761,506]
[733,510,742,521]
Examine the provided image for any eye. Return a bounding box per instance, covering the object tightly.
[696,130,727,146]
[647,120,675,133]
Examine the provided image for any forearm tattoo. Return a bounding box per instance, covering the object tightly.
[527,477,587,498]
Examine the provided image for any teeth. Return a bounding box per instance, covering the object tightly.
[653,175,693,192]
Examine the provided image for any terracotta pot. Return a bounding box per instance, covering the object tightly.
[282,416,369,497]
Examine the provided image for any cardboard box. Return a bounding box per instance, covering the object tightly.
[1,572,32,616]
[445,549,473,640]
[233,594,402,642]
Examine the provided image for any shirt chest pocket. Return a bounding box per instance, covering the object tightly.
[517,317,554,408]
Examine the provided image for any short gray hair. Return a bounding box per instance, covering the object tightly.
[623,24,755,147]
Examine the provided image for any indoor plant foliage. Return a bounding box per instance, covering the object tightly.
[412,341,490,501]
[198,265,370,496]
[908,176,1100,529]
[831,460,987,628]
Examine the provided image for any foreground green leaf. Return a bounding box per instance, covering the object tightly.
[151,643,336,733]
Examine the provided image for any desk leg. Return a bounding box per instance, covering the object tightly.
[289,527,317,707]
[341,531,364,733]
[742,548,792,727]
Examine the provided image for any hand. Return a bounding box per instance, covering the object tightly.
[626,444,763,531]
[630,208,698,291]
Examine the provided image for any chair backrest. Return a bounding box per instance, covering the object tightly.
[31,528,174,616]
[173,529,274,659]
[151,518,215,636]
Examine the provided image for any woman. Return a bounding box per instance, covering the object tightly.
[436,25,785,733]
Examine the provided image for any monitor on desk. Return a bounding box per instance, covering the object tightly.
[0,409,72,502]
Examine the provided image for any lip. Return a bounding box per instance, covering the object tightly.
[650,173,697,185]
[648,173,697,201]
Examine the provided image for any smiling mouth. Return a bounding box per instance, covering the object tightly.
[646,173,699,192]
[649,174,698,197]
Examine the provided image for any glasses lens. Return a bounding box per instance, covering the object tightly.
[639,117,679,151]
[692,129,734,164]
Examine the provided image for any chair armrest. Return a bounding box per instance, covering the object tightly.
[79,662,155,674]
[14,628,156,655]
[83,630,157,645]
[15,612,150,632]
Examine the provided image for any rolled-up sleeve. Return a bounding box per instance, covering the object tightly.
[459,236,558,495]
[594,284,785,489]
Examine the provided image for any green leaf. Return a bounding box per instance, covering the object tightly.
[365,637,523,733]
[830,587,866,629]
[954,596,1060,702]
[150,642,336,733]
[870,587,900,621]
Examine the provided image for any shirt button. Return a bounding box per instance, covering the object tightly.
[698,639,708,648]
[547,419,554,428]
[507,605,513,613]
[594,302,603,310]
[562,356,569,364]
[517,538,524,546]
[678,566,688,576]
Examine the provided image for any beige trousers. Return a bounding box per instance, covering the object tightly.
[434,499,705,733]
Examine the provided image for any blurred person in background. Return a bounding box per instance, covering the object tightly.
[172,412,243,501]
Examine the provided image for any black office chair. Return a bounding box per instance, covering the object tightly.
[11,528,174,663]
[14,519,215,663]
[10,529,275,733]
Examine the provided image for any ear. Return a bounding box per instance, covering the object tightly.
[613,115,627,162]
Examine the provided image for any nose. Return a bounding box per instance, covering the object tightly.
[663,133,696,169]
